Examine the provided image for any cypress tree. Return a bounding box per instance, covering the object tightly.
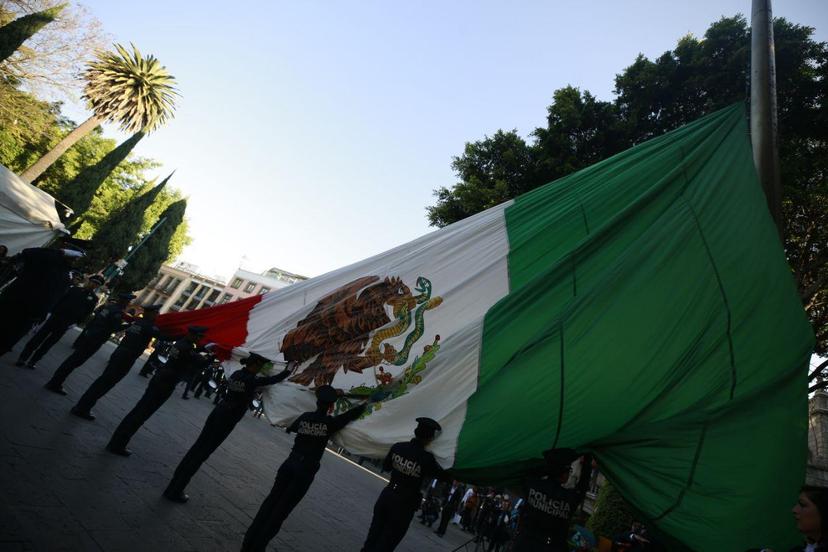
[118,199,187,292]
[0,4,64,64]
[60,131,145,221]
[87,172,171,270]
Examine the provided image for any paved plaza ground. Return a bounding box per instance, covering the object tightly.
[0,328,473,552]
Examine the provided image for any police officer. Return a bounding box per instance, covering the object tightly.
[106,325,209,456]
[241,385,367,552]
[69,305,164,420]
[512,448,594,552]
[43,292,134,395]
[0,247,80,357]
[15,274,104,369]
[163,352,291,503]
[361,417,450,552]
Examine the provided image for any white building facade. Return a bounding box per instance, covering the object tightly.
[136,264,307,314]
[136,262,227,314]
[220,267,307,304]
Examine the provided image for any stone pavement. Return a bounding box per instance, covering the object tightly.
[0,328,474,552]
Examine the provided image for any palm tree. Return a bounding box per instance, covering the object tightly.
[21,43,178,182]
[0,4,64,64]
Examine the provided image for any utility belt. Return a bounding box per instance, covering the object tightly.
[285,451,322,473]
[385,483,422,507]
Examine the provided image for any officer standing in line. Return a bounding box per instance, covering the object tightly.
[360,417,450,552]
[106,325,209,456]
[43,292,135,395]
[15,274,104,369]
[162,352,291,503]
[0,247,80,357]
[511,448,594,552]
[241,385,368,552]
[69,305,164,420]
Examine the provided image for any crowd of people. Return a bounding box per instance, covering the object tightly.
[1,243,826,552]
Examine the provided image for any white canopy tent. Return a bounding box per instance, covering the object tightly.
[0,164,67,254]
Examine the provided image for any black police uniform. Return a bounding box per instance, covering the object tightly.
[241,401,367,552]
[17,285,99,367]
[361,438,448,552]
[0,248,72,355]
[164,367,290,497]
[512,458,592,552]
[46,302,128,389]
[72,317,162,415]
[107,334,205,453]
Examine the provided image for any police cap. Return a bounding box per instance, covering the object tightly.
[315,385,339,404]
[142,304,162,313]
[240,352,271,366]
[88,274,105,285]
[187,325,209,335]
[542,447,579,469]
[415,417,442,436]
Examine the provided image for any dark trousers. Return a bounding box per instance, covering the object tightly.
[74,350,141,413]
[361,487,419,552]
[48,338,107,387]
[165,404,244,494]
[0,308,39,356]
[108,379,176,450]
[193,373,213,398]
[436,501,457,535]
[241,455,318,552]
[18,318,71,364]
[139,352,157,376]
[181,372,200,398]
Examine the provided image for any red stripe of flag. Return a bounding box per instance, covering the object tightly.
[154,294,263,359]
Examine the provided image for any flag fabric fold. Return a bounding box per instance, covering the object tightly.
[156,104,813,550]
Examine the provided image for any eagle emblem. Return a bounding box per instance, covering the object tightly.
[280,275,442,387]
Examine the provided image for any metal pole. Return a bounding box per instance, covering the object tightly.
[124,217,167,262]
[750,0,783,236]
[101,217,168,281]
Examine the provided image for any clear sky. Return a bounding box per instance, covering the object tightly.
[67,0,828,281]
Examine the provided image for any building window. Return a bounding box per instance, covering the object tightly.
[208,289,221,302]
[244,282,256,293]
[221,293,233,304]
[231,277,244,289]
[259,287,271,295]
[164,278,180,293]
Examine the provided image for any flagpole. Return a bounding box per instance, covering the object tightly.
[101,217,168,281]
[750,0,782,237]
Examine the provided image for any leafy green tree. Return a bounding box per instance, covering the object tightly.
[0,77,191,285]
[427,16,828,357]
[58,131,145,219]
[427,130,536,227]
[0,3,62,64]
[118,199,187,292]
[21,43,178,182]
[0,81,59,165]
[85,174,170,271]
[0,1,104,97]
[586,481,636,540]
[533,86,628,184]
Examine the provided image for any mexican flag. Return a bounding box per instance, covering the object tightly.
[157,104,813,550]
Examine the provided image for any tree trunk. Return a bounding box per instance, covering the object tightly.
[20,115,101,183]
